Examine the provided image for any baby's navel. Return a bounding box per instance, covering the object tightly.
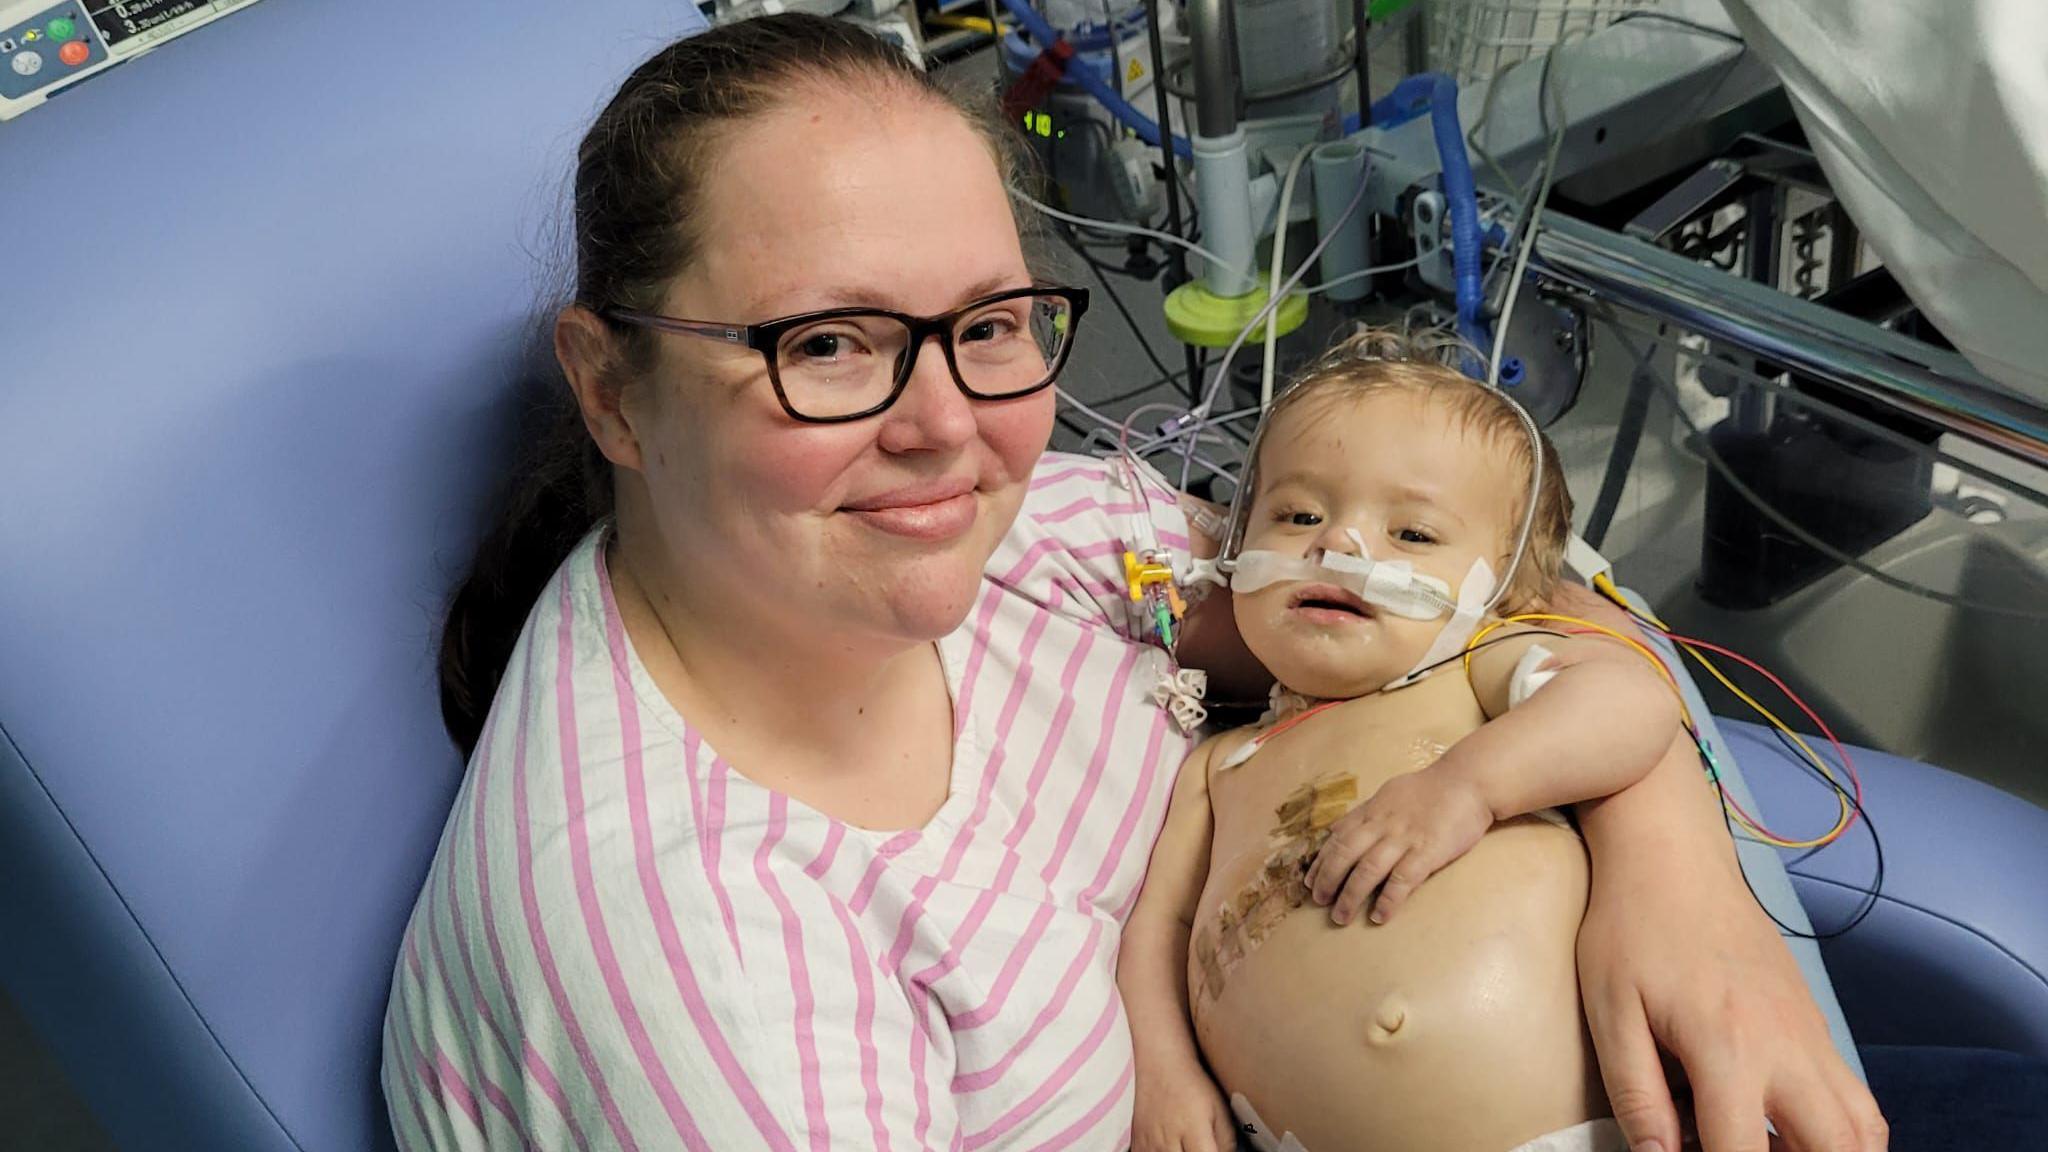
[1366,994,1410,1046]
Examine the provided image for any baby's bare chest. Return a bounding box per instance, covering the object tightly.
[1206,683,1486,867]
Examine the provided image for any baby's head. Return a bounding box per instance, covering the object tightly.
[1230,329,1573,700]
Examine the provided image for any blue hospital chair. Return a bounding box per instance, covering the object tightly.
[0,1,2043,1150]
[0,0,705,1148]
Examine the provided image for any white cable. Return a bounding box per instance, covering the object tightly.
[1011,188,1249,282]
[1262,143,1317,410]
[1479,36,1570,614]
[1053,391,1240,489]
[1302,252,1427,296]
[1054,386,1133,440]
[1177,161,1379,488]
[1131,406,1263,458]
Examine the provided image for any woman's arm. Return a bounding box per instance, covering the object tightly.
[1556,589,1887,1152]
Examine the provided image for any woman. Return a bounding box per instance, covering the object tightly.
[384,14,1883,1152]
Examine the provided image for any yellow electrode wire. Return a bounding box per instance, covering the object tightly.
[1463,613,1689,716]
[1589,574,1853,849]
[1462,610,1818,847]
[1678,651,1855,849]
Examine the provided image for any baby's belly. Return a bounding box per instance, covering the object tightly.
[1190,817,1605,1152]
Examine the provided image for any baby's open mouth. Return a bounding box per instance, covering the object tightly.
[1289,583,1375,619]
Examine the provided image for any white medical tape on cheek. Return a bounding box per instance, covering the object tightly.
[1393,556,1496,686]
[1231,546,1456,620]
[1342,528,1454,618]
[1228,550,1320,594]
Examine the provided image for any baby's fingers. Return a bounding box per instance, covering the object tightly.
[1332,838,1406,925]
[1369,849,1442,923]
[1307,822,1377,906]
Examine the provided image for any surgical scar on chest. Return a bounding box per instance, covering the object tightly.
[1408,736,1450,771]
[1193,772,1359,1011]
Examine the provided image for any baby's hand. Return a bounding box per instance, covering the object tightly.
[1131,1067,1239,1152]
[1305,768,1494,925]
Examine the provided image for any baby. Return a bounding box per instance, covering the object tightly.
[1119,332,1685,1152]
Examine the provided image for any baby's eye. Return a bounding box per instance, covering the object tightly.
[1396,527,1436,545]
[1284,510,1323,527]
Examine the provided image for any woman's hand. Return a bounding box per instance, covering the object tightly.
[1131,1067,1239,1152]
[1546,578,1884,1150]
[1306,768,1494,925]
[1575,756,1888,1152]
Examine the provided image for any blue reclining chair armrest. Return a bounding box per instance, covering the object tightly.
[1728,719,2048,1057]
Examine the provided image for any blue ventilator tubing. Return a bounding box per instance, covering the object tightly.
[1426,71,1491,376]
[1342,73,1493,374]
[997,0,1192,160]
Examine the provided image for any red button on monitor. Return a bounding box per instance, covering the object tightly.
[59,39,89,66]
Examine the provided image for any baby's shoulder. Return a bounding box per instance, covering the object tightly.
[1184,724,1262,787]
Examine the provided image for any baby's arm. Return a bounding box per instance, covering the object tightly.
[1119,736,1239,1152]
[1455,629,1682,816]
[1307,631,1680,926]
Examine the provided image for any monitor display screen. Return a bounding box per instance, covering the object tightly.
[84,0,204,48]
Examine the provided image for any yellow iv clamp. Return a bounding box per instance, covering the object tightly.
[1123,550,1186,647]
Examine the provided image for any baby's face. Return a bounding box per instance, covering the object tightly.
[1233,388,1521,699]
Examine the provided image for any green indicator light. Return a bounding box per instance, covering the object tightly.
[46,16,75,38]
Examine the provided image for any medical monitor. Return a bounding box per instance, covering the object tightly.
[1,0,265,120]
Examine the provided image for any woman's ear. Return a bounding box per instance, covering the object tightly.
[556,305,645,473]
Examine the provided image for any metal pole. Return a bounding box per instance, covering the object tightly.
[1187,0,1239,136]
[1352,0,1371,122]
[1734,184,1782,432]
[1142,0,1205,401]
[1404,0,1428,75]
[1527,212,2048,469]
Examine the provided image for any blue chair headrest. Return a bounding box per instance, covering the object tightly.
[0,2,705,1148]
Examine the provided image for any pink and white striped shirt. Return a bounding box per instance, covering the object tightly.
[384,452,1195,1151]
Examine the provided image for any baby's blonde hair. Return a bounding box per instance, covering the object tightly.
[1253,328,1573,614]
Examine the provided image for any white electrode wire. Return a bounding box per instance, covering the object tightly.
[1303,252,1427,296]
[1177,161,1377,488]
[1011,189,1250,283]
[1262,143,1317,409]
[1486,57,1568,394]
[1055,389,1240,485]
[1133,405,1263,453]
[1480,45,1570,614]
[1054,386,1131,442]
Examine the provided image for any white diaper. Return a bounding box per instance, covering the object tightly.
[1508,1118,1629,1152]
[1231,1093,1626,1152]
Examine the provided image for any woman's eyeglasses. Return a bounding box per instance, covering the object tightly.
[601,286,1089,424]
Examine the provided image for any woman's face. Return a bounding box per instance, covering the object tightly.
[622,87,1052,651]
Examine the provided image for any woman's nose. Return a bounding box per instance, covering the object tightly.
[877,335,977,454]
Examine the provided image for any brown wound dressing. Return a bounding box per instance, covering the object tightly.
[1194,773,1360,1009]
